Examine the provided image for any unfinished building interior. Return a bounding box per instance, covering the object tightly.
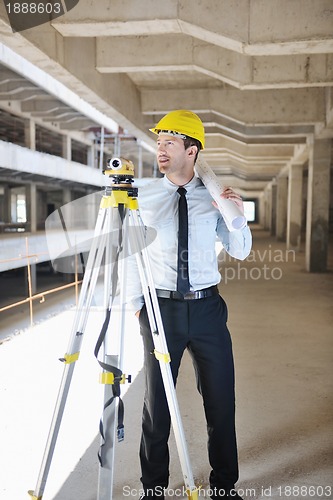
[0,2,332,500]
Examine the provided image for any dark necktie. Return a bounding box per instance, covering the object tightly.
[177,187,190,295]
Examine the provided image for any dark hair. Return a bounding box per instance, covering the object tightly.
[183,136,201,163]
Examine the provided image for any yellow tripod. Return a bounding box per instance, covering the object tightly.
[29,158,200,500]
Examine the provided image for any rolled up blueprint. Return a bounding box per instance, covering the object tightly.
[195,158,247,232]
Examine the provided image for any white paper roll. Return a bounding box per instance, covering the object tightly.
[195,158,247,232]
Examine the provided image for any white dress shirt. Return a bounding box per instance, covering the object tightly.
[126,175,252,311]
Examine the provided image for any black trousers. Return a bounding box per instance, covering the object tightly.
[138,294,239,494]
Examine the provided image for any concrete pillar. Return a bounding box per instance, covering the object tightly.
[60,189,73,283]
[305,138,331,272]
[26,183,37,232]
[99,126,105,170]
[62,135,71,160]
[287,163,303,250]
[136,143,142,178]
[0,185,11,223]
[38,190,48,229]
[114,135,121,157]
[25,183,37,295]
[263,188,271,230]
[63,188,72,205]
[276,176,288,241]
[87,144,96,168]
[258,193,265,227]
[271,183,277,236]
[24,119,36,150]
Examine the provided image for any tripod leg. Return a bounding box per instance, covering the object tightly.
[97,204,130,500]
[129,210,199,500]
[29,205,115,500]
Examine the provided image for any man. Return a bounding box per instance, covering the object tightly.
[128,110,252,499]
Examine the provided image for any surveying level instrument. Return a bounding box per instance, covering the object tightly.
[28,158,200,500]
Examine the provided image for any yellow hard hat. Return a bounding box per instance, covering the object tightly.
[149,110,205,149]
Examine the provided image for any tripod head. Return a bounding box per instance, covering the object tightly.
[104,157,135,184]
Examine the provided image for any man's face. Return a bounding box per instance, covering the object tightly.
[156,134,194,177]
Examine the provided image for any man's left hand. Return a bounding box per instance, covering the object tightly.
[221,187,244,214]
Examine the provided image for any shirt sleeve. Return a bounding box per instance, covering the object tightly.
[216,216,252,260]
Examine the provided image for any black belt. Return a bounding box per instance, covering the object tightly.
[156,285,219,301]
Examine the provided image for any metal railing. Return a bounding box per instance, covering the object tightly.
[0,237,81,328]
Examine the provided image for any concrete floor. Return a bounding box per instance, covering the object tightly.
[0,228,332,500]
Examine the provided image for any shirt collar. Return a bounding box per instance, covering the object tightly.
[163,174,201,195]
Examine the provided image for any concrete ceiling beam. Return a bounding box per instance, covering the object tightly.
[0,67,26,84]
[0,81,39,93]
[192,113,314,141]
[0,38,120,133]
[0,90,47,100]
[97,36,333,89]
[42,112,82,122]
[96,35,249,89]
[248,54,333,89]
[59,119,98,130]
[51,0,333,55]
[203,152,291,170]
[214,175,268,191]
[142,88,326,126]
[204,136,295,157]
[206,157,282,179]
[21,99,70,113]
[51,0,180,35]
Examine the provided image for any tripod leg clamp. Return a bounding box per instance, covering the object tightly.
[28,490,42,500]
[99,372,131,384]
[186,486,201,499]
[59,352,80,364]
[153,349,171,363]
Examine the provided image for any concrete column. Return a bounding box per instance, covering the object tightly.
[63,188,72,205]
[62,135,71,160]
[258,193,265,227]
[137,143,143,178]
[287,163,303,250]
[24,119,36,150]
[305,138,331,272]
[276,176,288,241]
[26,183,37,232]
[265,190,269,230]
[263,188,271,230]
[99,126,105,170]
[271,183,277,236]
[25,183,37,294]
[61,189,73,283]
[0,185,11,223]
[114,135,121,157]
[87,144,96,168]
